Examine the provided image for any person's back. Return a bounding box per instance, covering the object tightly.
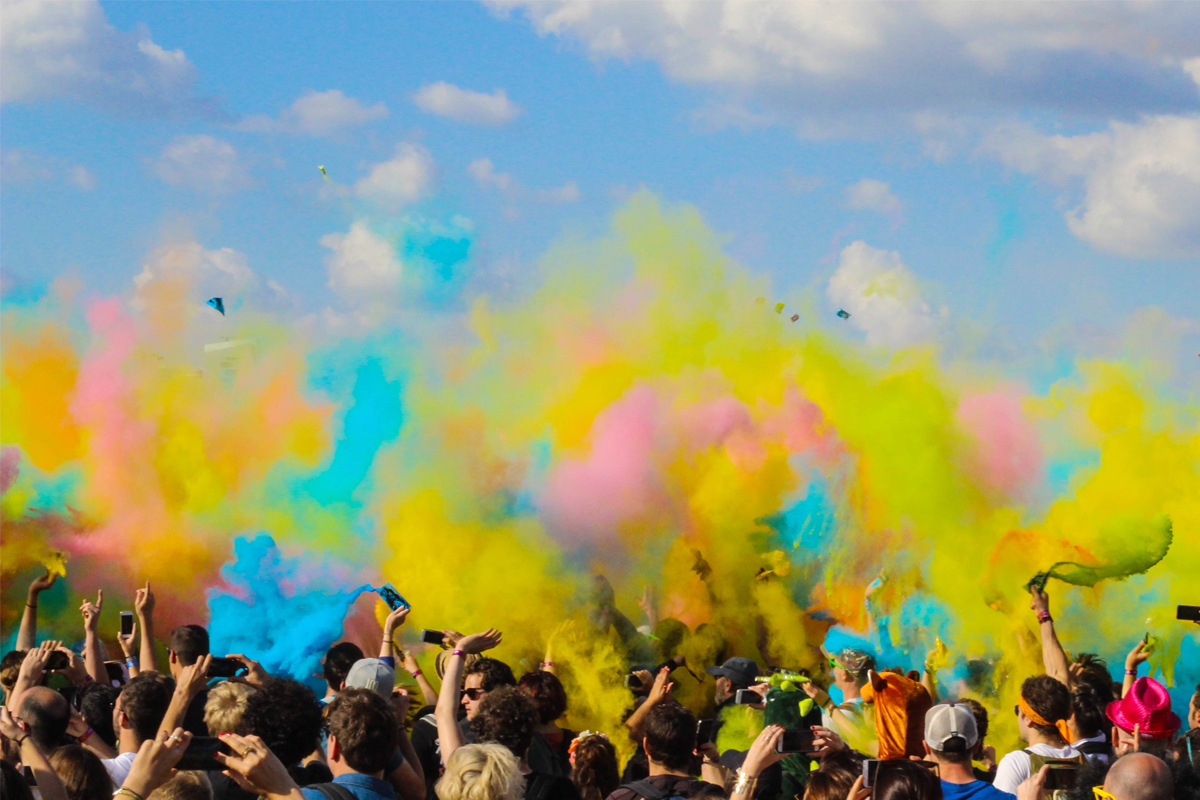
[923,703,1013,800]
[605,704,722,800]
[994,677,1079,795]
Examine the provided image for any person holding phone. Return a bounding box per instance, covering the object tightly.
[165,625,213,736]
[922,703,1014,800]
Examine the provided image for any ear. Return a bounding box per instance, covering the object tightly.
[906,670,921,682]
[869,670,888,693]
[922,741,932,756]
[168,650,178,665]
[338,680,346,691]
[119,710,131,730]
[327,734,341,763]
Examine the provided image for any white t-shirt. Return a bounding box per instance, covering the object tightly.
[993,743,1081,795]
[102,751,137,789]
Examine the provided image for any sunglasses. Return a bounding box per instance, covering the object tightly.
[463,688,488,701]
[829,658,845,670]
[1093,787,1117,800]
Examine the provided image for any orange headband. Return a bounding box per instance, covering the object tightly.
[1018,696,1072,743]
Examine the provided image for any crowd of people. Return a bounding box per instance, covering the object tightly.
[2,571,1198,800]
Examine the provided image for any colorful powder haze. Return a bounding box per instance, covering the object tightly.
[2,193,1198,756]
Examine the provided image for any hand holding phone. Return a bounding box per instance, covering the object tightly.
[775,728,818,754]
[207,657,247,679]
[378,583,410,612]
[1042,765,1079,791]
[120,611,135,636]
[696,718,722,746]
[1178,605,1200,622]
[419,629,445,645]
[176,737,232,771]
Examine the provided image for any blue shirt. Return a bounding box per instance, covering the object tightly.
[940,780,1016,800]
[301,773,398,800]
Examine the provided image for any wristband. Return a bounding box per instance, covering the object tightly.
[540,662,556,668]
[125,657,139,666]
[410,669,423,678]
[451,649,465,658]
[14,734,30,748]
[1125,668,1136,675]
[117,789,147,800]
[80,674,94,686]
[733,770,758,796]
[79,727,94,744]
[26,603,37,609]
[1037,611,1052,624]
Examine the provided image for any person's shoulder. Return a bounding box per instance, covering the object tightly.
[604,789,636,800]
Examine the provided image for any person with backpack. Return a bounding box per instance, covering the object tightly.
[605,703,724,800]
[992,677,1081,795]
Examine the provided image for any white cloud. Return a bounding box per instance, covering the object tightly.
[1,148,96,190]
[492,2,1200,125]
[1,0,219,118]
[236,89,387,137]
[320,222,403,301]
[132,240,255,312]
[150,134,250,194]
[536,181,581,204]
[844,178,901,215]
[412,81,522,125]
[353,143,436,207]
[984,115,1200,258]
[468,157,581,205]
[827,240,943,348]
[68,165,97,191]
[469,158,517,193]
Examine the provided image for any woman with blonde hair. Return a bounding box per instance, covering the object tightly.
[436,743,524,800]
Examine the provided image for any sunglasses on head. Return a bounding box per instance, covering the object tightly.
[463,688,488,701]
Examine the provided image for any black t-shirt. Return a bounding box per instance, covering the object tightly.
[207,771,258,800]
[183,689,210,737]
[525,770,583,800]
[528,730,576,778]
[605,775,724,800]
[411,713,474,800]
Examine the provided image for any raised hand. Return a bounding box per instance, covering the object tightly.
[648,666,675,705]
[118,621,138,656]
[391,687,411,725]
[810,725,846,757]
[215,733,301,796]
[1016,765,1048,800]
[441,630,464,648]
[225,654,269,687]
[456,629,502,655]
[383,605,410,636]
[844,776,872,800]
[741,725,786,780]
[134,582,155,618]
[1125,639,1151,671]
[1030,587,1050,615]
[121,728,193,799]
[29,571,58,598]
[80,590,103,633]
[54,647,89,685]
[179,654,213,698]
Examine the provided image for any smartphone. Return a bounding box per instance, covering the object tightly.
[624,674,642,689]
[22,765,36,787]
[46,650,69,671]
[1178,605,1200,622]
[419,629,444,645]
[378,583,410,612]
[121,611,134,636]
[734,688,760,705]
[208,657,247,679]
[775,728,818,754]
[1042,765,1079,791]
[696,718,722,746]
[862,759,937,788]
[176,737,232,771]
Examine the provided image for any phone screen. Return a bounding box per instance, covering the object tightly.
[378,583,410,612]
[1042,766,1079,791]
[207,657,246,679]
[696,718,722,745]
[775,729,818,753]
[1178,605,1200,622]
[121,612,135,636]
[734,689,759,705]
[420,629,444,645]
[176,737,231,771]
[624,674,641,689]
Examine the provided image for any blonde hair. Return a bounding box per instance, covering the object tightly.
[147,771,211,800]
[203,681,254,736]
[435,743,524,800]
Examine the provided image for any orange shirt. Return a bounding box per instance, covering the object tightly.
[860,671,933,759]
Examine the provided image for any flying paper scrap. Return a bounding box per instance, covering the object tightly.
[790,314,799,322]
[775,302,785,314]
[206,297,225,316]
[837,309,851,319]
[319,165,330,182]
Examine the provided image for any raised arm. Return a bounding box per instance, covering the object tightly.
[625,667,673,740]
[402,651,438,707]
[435,629,502,765]
[135,581,158,673]
[118,619,140,679]
[158,655,212,736]
[81,590,107,685]
[1121,638,1150,699]
[7,642,57,713]
[17,572,59,651]
[379,605,410,663]
[1031,588,1070,686]
[388,688,426,800]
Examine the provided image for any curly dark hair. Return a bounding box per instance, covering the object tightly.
[1020,675,1072,738]
[78,683,118,748]
[571,734,620,800]
[241,677,326,766]
[465,657,516,692]
[322,643,364,691]
[327,688,398,775]
[642,702,696,772]
[119,672,176,743]
[518,670,568,725]
[1070,683,1108,739]
[958,698,989,741]
[473,685,538,758]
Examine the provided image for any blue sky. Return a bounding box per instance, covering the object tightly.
[3,1,1200,364]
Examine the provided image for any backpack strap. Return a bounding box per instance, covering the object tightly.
[310,783,358,800]
[622,779,670,800]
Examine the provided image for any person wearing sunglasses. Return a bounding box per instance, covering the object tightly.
[804,648,876,742]
[1092,751,1173,800]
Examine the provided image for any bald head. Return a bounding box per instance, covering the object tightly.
[16,686,70,751]
[1103,753,1173,800]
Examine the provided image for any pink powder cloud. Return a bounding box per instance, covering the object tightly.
[957,389,1043,499]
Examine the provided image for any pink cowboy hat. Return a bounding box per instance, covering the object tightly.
[1106,676,1181,739]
